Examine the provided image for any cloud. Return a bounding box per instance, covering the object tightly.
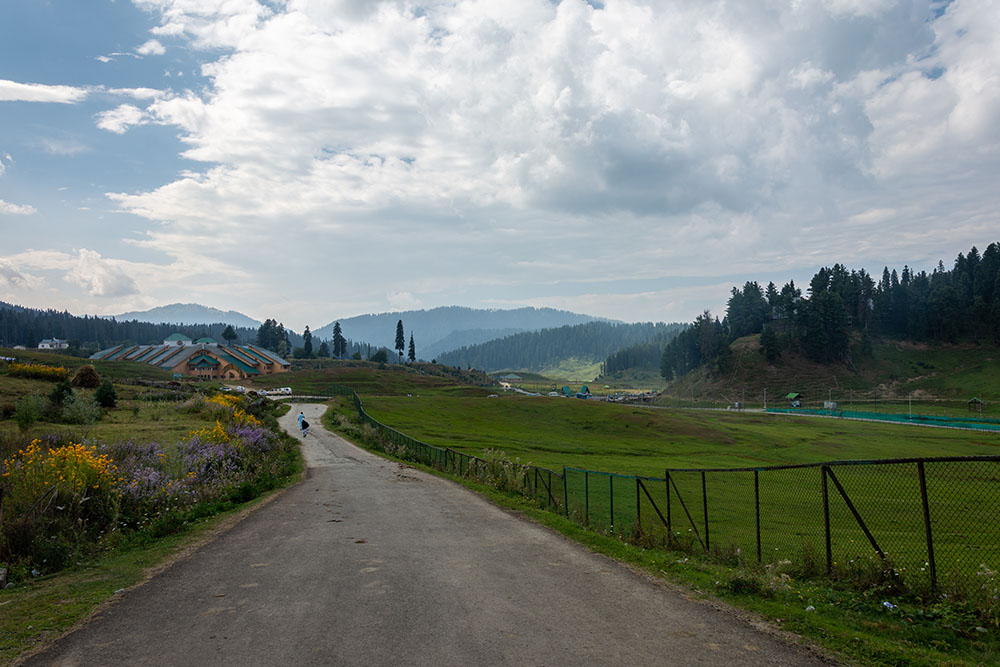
[95,104,149,134]
[136,39,167,55]
[40,138,89,156]
[64,249,140,297]
[0,258,35,288]
[0,79,88,103]
[0,199,37,215]
[85,0,1000,326]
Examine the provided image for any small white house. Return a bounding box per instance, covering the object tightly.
[38,338,69,350]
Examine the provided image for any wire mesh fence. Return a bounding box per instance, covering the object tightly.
[325,385,1000,597]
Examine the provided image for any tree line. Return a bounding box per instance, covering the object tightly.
[438,321,684,372]
[0,303,304,354]
[660,241,1000,379]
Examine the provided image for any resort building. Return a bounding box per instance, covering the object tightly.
[90,335,290,380]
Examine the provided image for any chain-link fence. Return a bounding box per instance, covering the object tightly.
[327,385,1000,597]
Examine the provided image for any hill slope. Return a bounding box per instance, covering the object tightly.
[663,334,1000,412]
[112,303,261,328]
[437,321,682,373]
[313,306,604,357]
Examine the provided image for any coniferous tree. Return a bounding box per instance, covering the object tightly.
[303,326,313,358]
[222,324,238,346]
[395,320,405,362]
[408,332,416,362]
[332,322,346,358]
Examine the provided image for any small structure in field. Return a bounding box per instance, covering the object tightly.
[786,392,802,408]
[968,397,985,415]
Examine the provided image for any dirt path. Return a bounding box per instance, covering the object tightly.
[20,404,834,666]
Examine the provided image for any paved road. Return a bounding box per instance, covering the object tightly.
[21,404,833,666]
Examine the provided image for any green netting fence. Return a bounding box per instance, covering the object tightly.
[767,407,1000,432]
[325,385,1000,596]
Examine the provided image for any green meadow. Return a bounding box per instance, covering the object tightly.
[360,394,1000,594]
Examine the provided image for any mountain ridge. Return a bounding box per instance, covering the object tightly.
[111,303,262,329]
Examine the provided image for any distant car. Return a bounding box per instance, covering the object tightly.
[548,391,560,397]
[488,394,499,398]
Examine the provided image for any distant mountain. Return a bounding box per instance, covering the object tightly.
[112,303,261,329]
[437,321,685,373]
[421,327,525,361]
[313,306,605,359]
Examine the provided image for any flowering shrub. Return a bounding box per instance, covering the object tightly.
[0,392,293,577]
[8,362,71,381]
[1,439,122,569]
[1,439,120,499]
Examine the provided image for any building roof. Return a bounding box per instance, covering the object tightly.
[194,337,216,344]
[188,354,221,367]
[164,333,192,342]
[218,353,260,375]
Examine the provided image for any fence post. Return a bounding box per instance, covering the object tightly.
[701,471,709,552]
[585,471,590,525]
[563,469,569,518]
[610,475,615,529]
[755,469,761,564]
[822,466,832,574]
[917,461,937,591]
[665,471,671,538]
[636,477,641,535]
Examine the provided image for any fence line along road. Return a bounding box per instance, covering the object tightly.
[320,384,1000,598]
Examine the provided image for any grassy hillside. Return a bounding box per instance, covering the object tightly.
[661,337,1000,416]
[253,360,496,397]
[360,394,1000,475]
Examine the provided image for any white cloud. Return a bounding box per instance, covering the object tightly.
[136,39,166,55]
[0,79,88,104]
[109,87,164,100]
[0,199,37,215]
[95,104,149,134]
[0,258,34,288]
[55,0,995,326]
[40,138,89,156]
[64,249,140,297]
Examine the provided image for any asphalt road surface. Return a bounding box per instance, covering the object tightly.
[21,404,833,666]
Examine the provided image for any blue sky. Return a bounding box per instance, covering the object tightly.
[1,0,997,332]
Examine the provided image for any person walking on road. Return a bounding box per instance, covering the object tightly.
[297,411,309,437]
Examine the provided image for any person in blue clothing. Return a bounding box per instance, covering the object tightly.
[297,411,309,436]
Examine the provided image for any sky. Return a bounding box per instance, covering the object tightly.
[1,0,998,333]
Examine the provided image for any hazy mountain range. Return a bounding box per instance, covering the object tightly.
[313,306,607,361]
[108,303,606,360]
[112,303,262,329]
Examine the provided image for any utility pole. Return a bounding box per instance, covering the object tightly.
[763,388,767,410]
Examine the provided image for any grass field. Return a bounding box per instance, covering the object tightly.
[358,393,1000,595]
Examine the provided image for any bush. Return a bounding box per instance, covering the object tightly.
[62,393,100,425]
[95,380,118,408]
[49,380,74,408]
[8,362,70,381]
[14,394,45,432]
[71,365,101,388]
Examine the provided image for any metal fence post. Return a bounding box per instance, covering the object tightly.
[665,471,671,537]
[563,470,569,518]
[636,477,641,534]
[822,466,832,574]
[754,469,761,563]
[701,471,709,552]
[585,471,590,525]
[917,461,937,591]
[610,475,615,529]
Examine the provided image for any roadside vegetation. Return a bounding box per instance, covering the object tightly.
[0,349,301,664]
[318,365,1000,666]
